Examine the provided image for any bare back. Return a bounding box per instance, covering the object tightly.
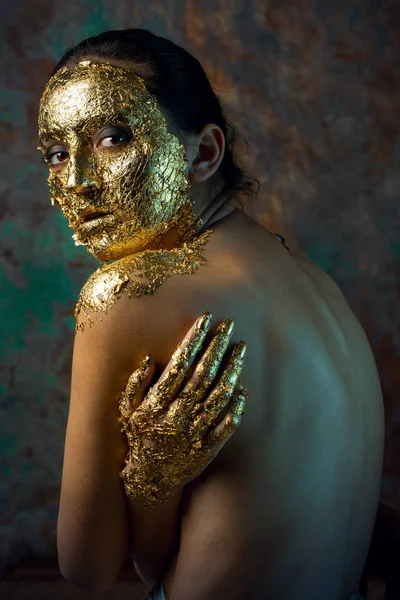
[128,210,384,600]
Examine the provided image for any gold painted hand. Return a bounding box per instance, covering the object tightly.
[118,312,248,510]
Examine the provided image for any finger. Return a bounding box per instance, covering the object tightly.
[118,354,154,426]
[175,318,235,414]
[190,382,248,451]
[190,341,247,438]
[211,383,248,444]
[145,312,212,410]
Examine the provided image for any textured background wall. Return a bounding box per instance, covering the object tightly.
[1,0,399,576]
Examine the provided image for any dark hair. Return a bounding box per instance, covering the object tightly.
[50,29,259,202]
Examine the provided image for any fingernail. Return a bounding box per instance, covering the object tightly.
[237,342,247,360]
[141,354,152,370]
[195,312,212,332]
[217,318,234,336]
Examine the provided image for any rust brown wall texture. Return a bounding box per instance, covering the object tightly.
[0,0,399,572]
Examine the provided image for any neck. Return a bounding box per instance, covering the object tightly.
[196,183,238,235]
[147,181,238,252]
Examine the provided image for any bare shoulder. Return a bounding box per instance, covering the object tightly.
[74,253,160,332]
[73,254,231,379]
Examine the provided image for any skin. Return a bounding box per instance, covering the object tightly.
[41,57,385,599]
[118,314,248,510]
[37,59,231,259]
[134,212,384,600]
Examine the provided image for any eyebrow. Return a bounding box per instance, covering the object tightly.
[38,113,132,146]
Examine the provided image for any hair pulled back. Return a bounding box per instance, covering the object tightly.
[50,28,259,200]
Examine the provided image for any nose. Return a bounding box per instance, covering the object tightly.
[63,153,101,194]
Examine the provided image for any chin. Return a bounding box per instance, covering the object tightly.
[76,225,162,262]
[86,240,150,263]
[88,247,129,263]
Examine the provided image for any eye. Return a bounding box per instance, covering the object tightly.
[97,127,131,148]
[46,147,69,167]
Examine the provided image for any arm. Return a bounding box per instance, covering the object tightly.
[58,290,179,591]
[58,278,247,592]
[127,487,183,588]
[118,312,248,593]
[57,304,129,590]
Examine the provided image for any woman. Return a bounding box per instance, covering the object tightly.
[37,29,383,600]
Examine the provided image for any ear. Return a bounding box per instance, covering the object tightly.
[188,124,225,185]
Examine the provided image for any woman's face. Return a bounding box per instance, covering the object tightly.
[38,61,193,262]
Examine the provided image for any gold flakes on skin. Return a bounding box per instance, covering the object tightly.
[37,61,212,331]
[36,62,250,511]
[117,315,248,510]
[74,221,212,331]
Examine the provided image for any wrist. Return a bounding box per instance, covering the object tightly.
[163,483,186,502]
[120,461,187,509]
[124,481,185,511]
[151,482,185,508]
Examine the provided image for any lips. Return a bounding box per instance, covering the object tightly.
[77,213,115,233]
[77,210,110,225]
[84,211,109,222]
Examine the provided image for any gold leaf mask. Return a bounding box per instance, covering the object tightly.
[38,60,198,263]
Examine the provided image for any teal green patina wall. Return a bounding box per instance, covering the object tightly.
[1,0,399,575]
